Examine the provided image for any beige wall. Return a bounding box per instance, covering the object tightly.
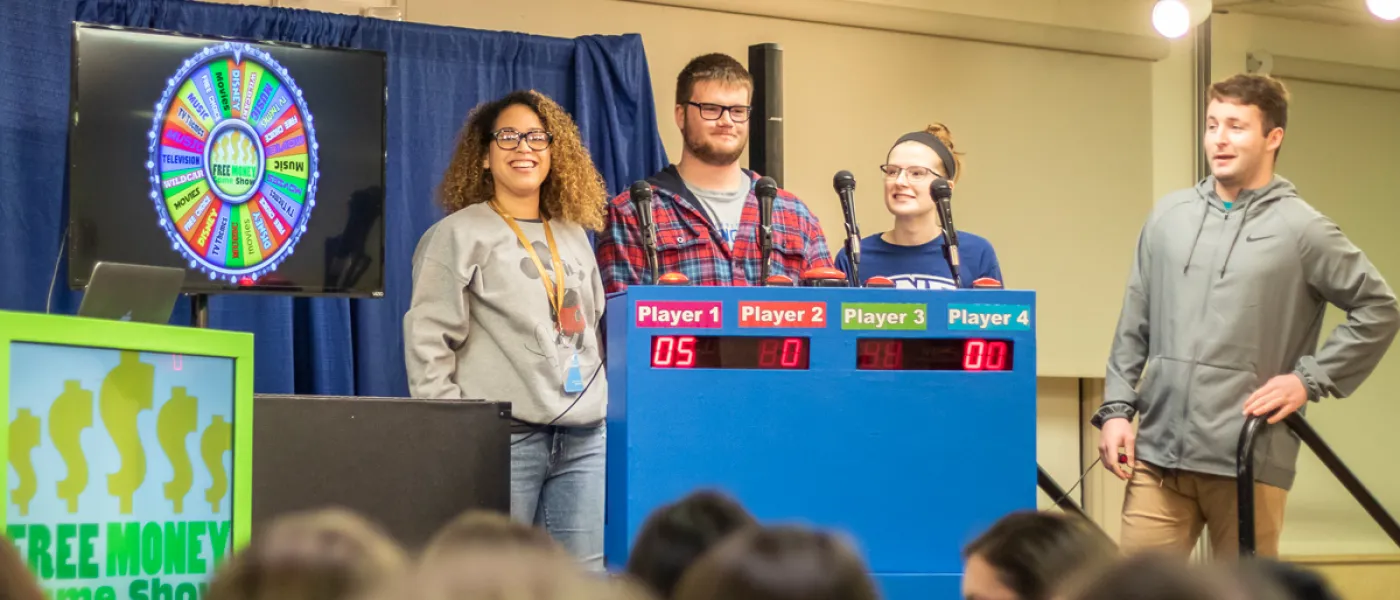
[1210,12,1400,560]
[1037,377,1085,511]
[1271,78,1400,557]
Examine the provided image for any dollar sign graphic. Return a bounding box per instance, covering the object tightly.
[51,380,95,513]
[101,351,155,514]
[158,387,198,513]
[8,409,41,516]
[201,416,231,513]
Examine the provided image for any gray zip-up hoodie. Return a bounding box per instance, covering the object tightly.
[1093,175,1398,490]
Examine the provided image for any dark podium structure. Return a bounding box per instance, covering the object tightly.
[251,395,511,548]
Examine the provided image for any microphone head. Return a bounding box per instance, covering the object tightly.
[930,177,953,201]
[834,170,856,192]
[629,180,653,205]
[756,176,778,199]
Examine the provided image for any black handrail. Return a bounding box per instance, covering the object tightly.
[1236,416,1265,555]
[1037,464,1092,522]
[1237,413,1400,556]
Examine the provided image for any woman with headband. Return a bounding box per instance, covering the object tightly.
[835,124,1002,289]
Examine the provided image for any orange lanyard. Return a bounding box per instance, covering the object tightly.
[490,201,566,325]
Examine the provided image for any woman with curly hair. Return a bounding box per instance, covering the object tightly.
[404,89,610,570]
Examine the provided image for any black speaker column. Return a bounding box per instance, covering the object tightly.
[747,43,783,187]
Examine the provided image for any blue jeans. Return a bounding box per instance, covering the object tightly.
[510,422,606,571]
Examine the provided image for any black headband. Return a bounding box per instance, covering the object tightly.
[891,131,956,181]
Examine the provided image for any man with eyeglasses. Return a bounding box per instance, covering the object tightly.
[595,53,831,292]
[834,124,1002,289]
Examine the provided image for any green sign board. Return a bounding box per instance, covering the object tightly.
[1,311,254,600]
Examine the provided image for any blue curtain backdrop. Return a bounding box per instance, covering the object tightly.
[0,0,668,396]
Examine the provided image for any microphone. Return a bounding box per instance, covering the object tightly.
[629,180,659,284]
[833,170,861,287]
[756,176,778,285]
[931,178,961,288]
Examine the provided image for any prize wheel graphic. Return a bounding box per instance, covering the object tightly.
[146,42,319,283]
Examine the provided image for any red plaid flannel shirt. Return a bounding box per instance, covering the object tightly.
[596,166,833,293]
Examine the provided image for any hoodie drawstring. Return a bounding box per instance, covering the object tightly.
[1220,200,1251,277]
[1182,201,1208,275]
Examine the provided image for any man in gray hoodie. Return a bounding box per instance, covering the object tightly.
[1094,74,1398,558]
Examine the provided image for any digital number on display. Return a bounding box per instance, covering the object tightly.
[650,336,810,370]
[856,338,1014,371]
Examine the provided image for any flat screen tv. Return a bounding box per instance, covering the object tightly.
[0,309,255,597]
[67,23,387,296]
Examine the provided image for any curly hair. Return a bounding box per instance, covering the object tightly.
[437,90,608,231]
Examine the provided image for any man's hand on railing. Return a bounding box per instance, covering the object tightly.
[1098,418,1136,480]
[1243,374,1309,424]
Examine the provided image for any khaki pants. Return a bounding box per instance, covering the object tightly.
[1119,461,1288,559]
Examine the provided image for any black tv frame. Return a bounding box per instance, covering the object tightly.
[66,21,388,298]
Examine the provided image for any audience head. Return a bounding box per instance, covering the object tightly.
[961,511,1118,600]
[1235,558,1340,600]
[1062,551,1288,600]
[0,534,46,600]
[206,507,407,600]
[625,489,757,598]
[421,509,565,564]
[438,89,606,229]
[373,545,612,600]
[673,524,878,600]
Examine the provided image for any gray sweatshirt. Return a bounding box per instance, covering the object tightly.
[404,202,607,427]
[1094,175,1398,490]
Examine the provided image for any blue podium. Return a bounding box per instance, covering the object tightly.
[604,285,1037,599]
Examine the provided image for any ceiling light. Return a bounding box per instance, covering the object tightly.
[1152,0,1213,38]
[1153,0,1191,38]
[1369,0,1400,21]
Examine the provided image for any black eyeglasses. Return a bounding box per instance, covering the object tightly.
[492,128,553,151]
[686,102,752,123]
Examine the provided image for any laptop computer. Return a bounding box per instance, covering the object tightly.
[77,261,186,324]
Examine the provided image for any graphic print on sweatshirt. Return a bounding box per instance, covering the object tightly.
[887,274,957,290]
[517,239,589,352]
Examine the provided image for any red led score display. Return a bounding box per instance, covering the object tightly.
[651,336,810,370]
[857,338,1014,371]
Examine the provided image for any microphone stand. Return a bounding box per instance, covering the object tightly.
[643,228,660,285]
[630,182,660,285]
[845,236,860,288]
[759,226,773,284]
[833,171,861,288]
[931,178,961,288]
[941,241,960,289]
[756,177,777,286]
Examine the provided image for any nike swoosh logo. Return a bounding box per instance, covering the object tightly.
[1246,234,1276,242]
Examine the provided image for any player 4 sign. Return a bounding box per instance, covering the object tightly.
[947,304,1032,332]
